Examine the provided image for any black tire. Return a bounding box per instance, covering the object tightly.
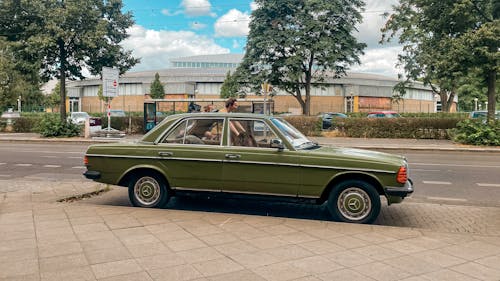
[128,172,170,208]
[327,179,381,224]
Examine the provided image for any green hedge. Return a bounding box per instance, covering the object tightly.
[337,117,463,139]
[451,119,500,146]
[283,116,322,136]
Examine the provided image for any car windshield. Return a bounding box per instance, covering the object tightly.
[73,112,89,118]
[270,118,316,149]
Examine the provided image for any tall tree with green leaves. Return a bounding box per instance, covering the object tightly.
[381,0,498,118]
[0,0,139,121]
[149,73,165,99]
[236,0,366,115]
[220,71,240,98]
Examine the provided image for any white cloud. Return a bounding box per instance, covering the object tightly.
[190,22,207,30]
[250,1,259,11]
[232,39,240,49]
[214,9,250,37]
[121,25,230,71]
[350,46,403,77]
[161,9,172,16]
[356,0,399,48]
[181,0,215,17]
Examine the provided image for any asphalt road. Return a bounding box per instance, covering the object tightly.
[1,142,499,207]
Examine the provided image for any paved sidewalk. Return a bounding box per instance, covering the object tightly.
[1,178,500,281]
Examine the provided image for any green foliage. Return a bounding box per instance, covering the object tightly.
[236,0,366,115]
[337,118,463,139]
[11,116,42,132]
[0,0,139,121]
[381,0,498,115]
[220,71,240,98]
[36,114,81,137]
[149,73,165,99]
[452,119,500,146]
[282,116,322,136]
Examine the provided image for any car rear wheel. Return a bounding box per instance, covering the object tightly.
[128,172,170,208]
[327,180,381,224]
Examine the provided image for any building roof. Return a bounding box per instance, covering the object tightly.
[170,54,244,64]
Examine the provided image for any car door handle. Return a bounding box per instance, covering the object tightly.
[158,151,173,157]
[225,154,241,159]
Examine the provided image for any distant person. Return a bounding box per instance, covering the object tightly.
[203,104,216,112]
[220,97,239,113]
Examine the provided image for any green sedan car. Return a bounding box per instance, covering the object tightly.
[84,113,413,224]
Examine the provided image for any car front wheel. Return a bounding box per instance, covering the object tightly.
[128,172,170,208]
[327,180,381,224]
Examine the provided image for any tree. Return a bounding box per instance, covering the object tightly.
[381,0,498,118]
[235,0,366,115]
[44,82,63,111]
[0,0,139,121]
[149,73,165,99]
[220,71,240,98]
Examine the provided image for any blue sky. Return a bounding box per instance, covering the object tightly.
[120,0,402,77]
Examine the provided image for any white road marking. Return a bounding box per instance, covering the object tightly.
[15,164,32,167]
[41,156,58,158]
[68,156,82,159]
[423,181,452,185]
[412,169,441,172]
[412,162,500,169]
[427,197,467,202]
[0,163,6,165]
[477,183,500,187]
[72,166,86,169]
[43,165,61,168]
[0,175,10,177]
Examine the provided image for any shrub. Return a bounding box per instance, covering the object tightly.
[283,116,322,136]
[451,119,500,146]
[337,117,462,139]
[36,114,81,137]
[12,116,42,132]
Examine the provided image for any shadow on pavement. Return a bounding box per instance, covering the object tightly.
[80,187,412,227]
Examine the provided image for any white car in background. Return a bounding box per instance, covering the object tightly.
[69,111,90,125]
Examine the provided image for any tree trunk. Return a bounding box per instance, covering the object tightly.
[58,39,67,121]
[487,70,496,122]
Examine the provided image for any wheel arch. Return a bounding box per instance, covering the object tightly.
[118,165,170,188]
[318,172,384,204]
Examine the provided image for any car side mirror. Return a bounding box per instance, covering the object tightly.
[270,139,284,151]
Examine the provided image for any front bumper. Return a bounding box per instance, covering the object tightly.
[385,179,414,204]
[83,170,101,180]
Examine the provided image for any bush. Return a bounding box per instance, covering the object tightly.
[12,116,42,132]
[451,119,500,146]
[283,116,322,136]
[337,117,462,139]
[36,114,81,137]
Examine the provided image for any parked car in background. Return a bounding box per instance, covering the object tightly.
[320,112,348,129]
[109,109,126,117]
[469,110,500,120]
[367,111,401,118]
[84,113,414,224]
[68,111,90,125]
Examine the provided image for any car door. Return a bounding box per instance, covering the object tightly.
[155,117,225,191]
[221,118,300,197]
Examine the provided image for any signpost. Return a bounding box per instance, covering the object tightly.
[102,67,119,132]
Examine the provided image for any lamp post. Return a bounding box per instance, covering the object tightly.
[485,101,488,111]
[473,98,478,111]
[17,95,21,112]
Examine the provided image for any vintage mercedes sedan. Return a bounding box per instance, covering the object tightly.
[84,113,413,224]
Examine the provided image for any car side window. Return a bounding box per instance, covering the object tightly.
[228,119,279,148]
[162,118,223,145]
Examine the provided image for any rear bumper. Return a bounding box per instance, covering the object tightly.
[385,179,414,199]
[83,170,101,180]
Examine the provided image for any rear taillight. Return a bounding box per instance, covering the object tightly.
[396,166,407,184]
[83,156,88,166]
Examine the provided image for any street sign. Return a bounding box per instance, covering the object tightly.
[102,67,119,97]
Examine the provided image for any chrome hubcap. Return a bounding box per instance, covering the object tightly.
[337,187,371,221]
[134,176,160,206]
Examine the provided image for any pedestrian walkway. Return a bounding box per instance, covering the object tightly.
[1,178,500,280]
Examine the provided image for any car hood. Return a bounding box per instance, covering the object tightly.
[300,145,406,166]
